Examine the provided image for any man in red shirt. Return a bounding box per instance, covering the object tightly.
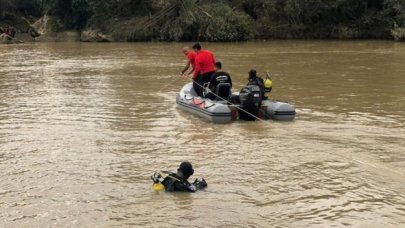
[180,46,196,77]
[192,43,216,97]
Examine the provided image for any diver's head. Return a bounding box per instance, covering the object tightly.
[178,161,194,179]
[248,69,257,80]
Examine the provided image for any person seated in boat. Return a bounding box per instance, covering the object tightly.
[151,161,207,192]
[205,61,232,100]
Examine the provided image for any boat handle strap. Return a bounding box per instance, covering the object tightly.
[184,95,193,100]
[192,99,205,105]
[204,103,215,109]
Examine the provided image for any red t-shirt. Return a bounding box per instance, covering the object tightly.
[186,51,197,68]
[193,49,216,78]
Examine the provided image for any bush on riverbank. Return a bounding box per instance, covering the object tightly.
[391,23,405,40]
[243,0,405,40]
[85,1,253,42]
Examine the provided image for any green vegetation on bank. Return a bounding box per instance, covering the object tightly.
[1,0,405,41]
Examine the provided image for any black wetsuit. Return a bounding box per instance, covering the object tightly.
[162,172,207,192]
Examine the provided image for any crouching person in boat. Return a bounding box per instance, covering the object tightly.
[205,61,232,101]
[151,161,207,192]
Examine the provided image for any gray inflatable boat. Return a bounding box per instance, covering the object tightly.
[176,83,295,124]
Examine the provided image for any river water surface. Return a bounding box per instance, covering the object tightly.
[0,41,404,227]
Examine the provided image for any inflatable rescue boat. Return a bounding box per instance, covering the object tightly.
[176,83,295,124]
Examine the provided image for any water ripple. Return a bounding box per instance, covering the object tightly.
[1,42,405,227]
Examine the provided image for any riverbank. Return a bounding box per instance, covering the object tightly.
[2,1,405,43]
[5,32,405,44]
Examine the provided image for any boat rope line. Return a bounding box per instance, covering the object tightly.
[156,73,184,94]
[184,75,267,122]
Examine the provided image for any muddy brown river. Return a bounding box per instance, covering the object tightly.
[0,41,404,227]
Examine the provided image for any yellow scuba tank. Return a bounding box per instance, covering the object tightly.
[152,182,165,191]
[264,78,272,90]
[264,71,273,93]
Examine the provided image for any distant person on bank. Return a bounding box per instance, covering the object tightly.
[192,43,216,97]
[2,25,16,38]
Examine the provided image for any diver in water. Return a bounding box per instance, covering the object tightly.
[151,161,207,192]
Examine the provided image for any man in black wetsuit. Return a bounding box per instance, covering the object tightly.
[162,161,207,192]
[205,61,232,100]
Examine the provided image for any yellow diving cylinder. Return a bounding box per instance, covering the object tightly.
[264,78,273,94]
[264,78,272,89]
[152,182,165,191]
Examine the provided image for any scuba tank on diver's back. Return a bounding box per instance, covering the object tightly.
[152,182,165,191]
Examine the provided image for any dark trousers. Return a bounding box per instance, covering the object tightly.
[205,92,216,100]
[193,75,202,97]
[193,71,214,97]
[201,71,214,86]
[201,71,214,97]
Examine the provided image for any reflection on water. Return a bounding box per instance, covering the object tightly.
[0,41,404,227]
